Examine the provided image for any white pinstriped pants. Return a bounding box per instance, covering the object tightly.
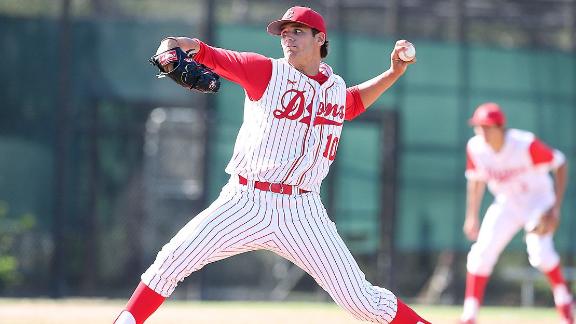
[141,176,398,323]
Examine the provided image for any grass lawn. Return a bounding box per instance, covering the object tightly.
[0,298,559,323]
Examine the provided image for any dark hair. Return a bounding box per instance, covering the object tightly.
[312,29,329,58]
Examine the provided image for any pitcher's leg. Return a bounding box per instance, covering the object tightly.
[114,282,165,324]
[116,188,273,324]
[142,191,263,295]
[273,194,429,323]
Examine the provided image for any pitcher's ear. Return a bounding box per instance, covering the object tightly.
[316,32,326,45]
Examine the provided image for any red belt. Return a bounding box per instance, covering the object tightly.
[238,176,310,195]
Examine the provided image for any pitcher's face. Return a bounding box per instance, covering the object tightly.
[280,23,323,66]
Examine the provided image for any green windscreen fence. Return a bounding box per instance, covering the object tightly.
[1,17,575,272]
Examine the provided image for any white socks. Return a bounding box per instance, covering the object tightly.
[553,284,573,306]
[461,297,479,321]
[114,311,136,324]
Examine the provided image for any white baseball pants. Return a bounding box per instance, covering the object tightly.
[467,197,560,276]
[141,177,398,323]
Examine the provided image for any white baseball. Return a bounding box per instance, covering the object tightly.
[399,44,416,62]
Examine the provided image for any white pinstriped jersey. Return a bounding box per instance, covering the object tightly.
[225,59,347,193]
[466,128,565,200]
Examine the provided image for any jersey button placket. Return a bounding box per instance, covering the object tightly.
[306,87,321,149]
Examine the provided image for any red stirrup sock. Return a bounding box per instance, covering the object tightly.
[461,272,489,322]
[115,281,166,324]
[390,298,431,324]
[546,264,574,322]
[546,263,567,287]
[465,272,489,303]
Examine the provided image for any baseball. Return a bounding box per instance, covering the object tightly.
[399,44,416,62]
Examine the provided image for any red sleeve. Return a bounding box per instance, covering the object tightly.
[466,148,476,171]
[344,86,366,121]
[193,40,272,101]
[529,138,554,165]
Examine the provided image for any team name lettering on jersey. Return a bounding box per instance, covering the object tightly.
[273,88,344,126]
[486,166,528,182]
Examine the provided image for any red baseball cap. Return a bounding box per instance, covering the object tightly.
[469,102,506,126]
[267,6,327,37]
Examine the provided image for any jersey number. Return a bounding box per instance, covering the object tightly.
[323,134,340,161]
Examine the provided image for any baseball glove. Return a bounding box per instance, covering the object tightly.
[150,47,220,93]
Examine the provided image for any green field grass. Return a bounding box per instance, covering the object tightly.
[0,298,559,323]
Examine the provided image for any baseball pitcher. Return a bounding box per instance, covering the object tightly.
[114,6,429,324]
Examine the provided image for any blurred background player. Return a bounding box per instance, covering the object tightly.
[114,6,429,324]
[461,102,574,324]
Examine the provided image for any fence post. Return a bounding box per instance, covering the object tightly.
[52,0,72,298]
[377,110,399,290]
